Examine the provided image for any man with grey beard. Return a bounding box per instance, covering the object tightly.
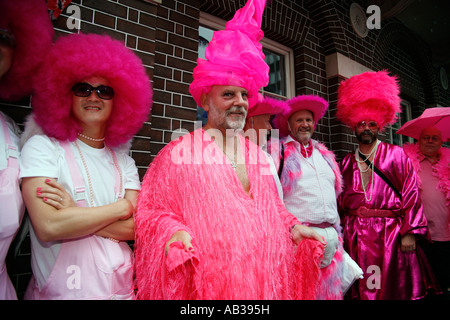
[133,84,327,299]
[134,0,326,300]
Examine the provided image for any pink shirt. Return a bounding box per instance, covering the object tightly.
[418,158,450,241]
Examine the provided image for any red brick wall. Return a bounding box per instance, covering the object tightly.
[3,0,448,298]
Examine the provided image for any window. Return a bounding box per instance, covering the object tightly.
[389,101,413,146]
[196,13,294,124]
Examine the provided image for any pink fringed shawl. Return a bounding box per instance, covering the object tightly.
[134,129,323,299]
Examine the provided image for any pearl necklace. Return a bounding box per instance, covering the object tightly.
[77,132,105,142]
[355,140,380,202]
[74,140,123,242]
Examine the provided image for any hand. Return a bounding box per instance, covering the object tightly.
[165,230,193,255]
[37,178,76,210]
[116,198,134,220]
[291,224,327,246]
[401,233,416,252]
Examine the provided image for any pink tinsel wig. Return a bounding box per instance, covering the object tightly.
[273,95,328,137]
[31,33,152,148]
[336,70,401,130]
[0,0,54,101]
[189,0,269,110]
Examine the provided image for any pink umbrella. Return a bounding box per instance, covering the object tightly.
[396,107,450,141]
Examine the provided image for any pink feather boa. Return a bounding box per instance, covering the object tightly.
[403,143,450,206]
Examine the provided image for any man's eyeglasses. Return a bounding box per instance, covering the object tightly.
[72,82,115,100]
[356,121,378,129]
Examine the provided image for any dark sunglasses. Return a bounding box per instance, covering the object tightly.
[72,82,115,100]
[0,29,16,48]
[356,120,378,129]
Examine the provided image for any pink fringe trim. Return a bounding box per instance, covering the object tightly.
[293,239,324,300]
[316,242,344,300]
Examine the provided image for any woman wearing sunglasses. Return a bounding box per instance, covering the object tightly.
[19,33,152,300]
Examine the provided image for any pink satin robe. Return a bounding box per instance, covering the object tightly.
[338,142,436,300]
[134,129,323,300]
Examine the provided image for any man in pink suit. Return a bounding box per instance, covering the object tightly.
[336,70,437,300]
[134,0,326,300]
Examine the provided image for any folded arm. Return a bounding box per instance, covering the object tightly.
[22,176,134,242]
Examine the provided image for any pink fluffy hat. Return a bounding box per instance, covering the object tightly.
[247,94,287,118]
[0,0,54,101]
[189,0,269,110]
[336,70,401,130]
[274,95,329,137]
[31,33,152,148]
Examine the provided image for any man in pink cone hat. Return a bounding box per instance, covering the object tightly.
[337,70,438,300]
[272,94,363,299]
[402,124,450,299]
[134,0,327,300]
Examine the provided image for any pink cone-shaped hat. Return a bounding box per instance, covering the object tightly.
[189,0,269,109]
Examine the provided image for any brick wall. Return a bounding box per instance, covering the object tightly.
[150,0,200,171]
[3,0,448,298]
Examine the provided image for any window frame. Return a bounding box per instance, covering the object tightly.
[199,12,295,99]
[389,100,413,146]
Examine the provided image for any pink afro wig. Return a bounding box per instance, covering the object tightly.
[336,70,401,130]
[31,33,152,148]
[273,95,328,137]
[0,0,54,101]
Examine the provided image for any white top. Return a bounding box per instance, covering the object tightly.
[283,139,338,226]
[19,135,141,288]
